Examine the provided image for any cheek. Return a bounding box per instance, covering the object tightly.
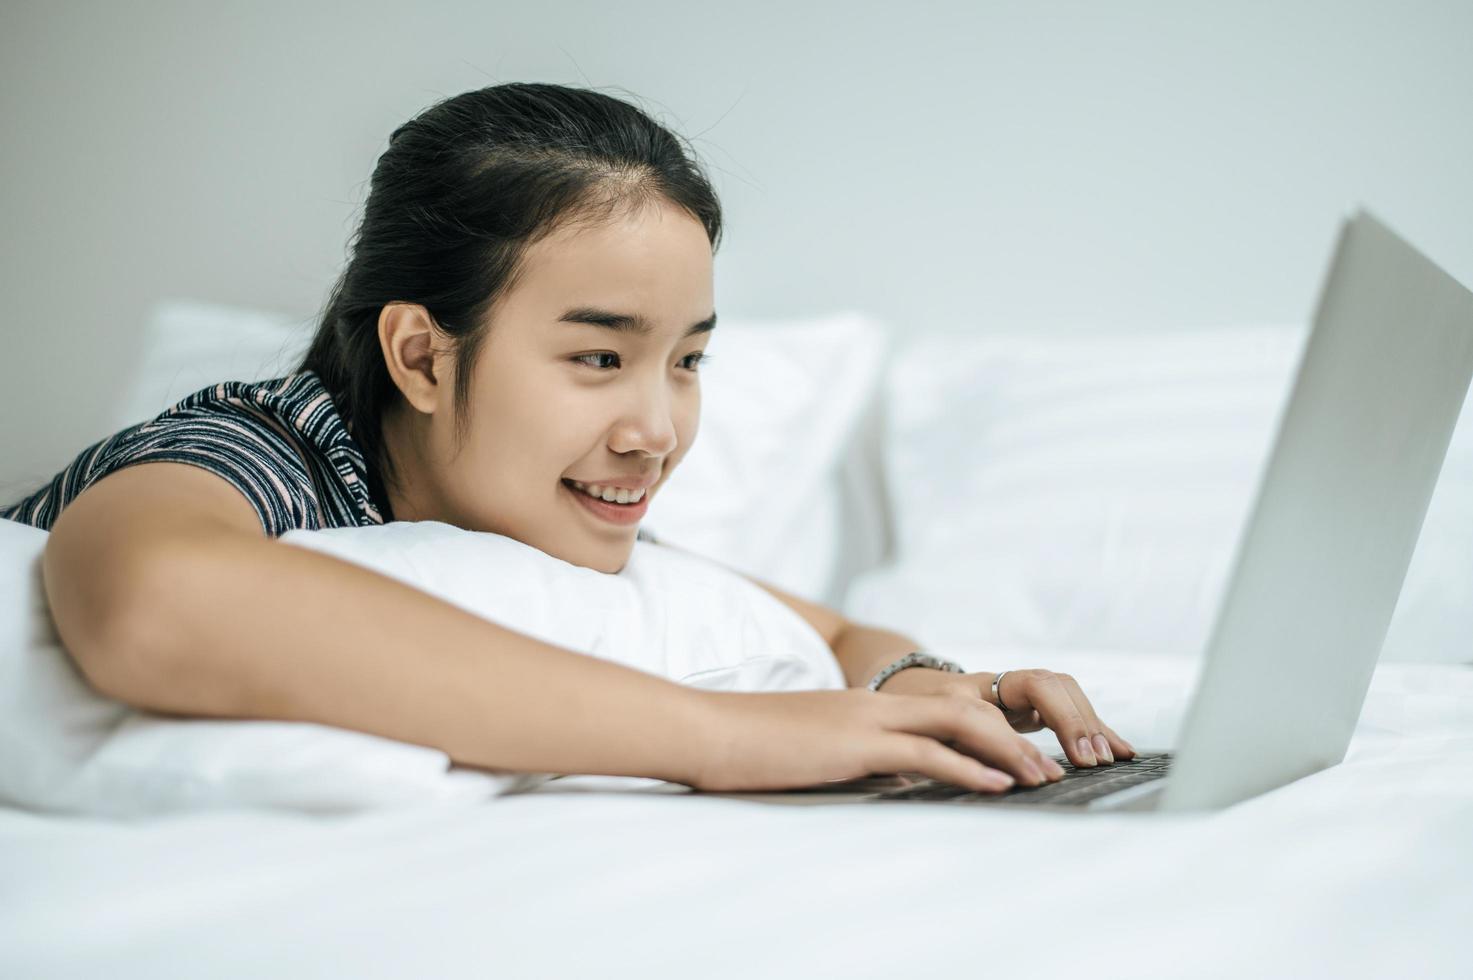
[447,415,538,492]
[677,401,700,450]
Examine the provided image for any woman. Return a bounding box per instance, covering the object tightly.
[3,82,1132,793]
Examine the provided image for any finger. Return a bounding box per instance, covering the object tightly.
[1103,730,1136,760]
[1056,674,1134,762]
[883,733,1017,794]
[1010,670,1101,767]
[895,694,1060,786]
[1008,708,1045,733]
[1099,721,1136,759]
[1053,673,1113,763]
[945,722,1059,779]
[981,704,1066,780]
[977,673,1045,734]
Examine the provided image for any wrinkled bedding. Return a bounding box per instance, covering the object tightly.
[3,648,1469,980]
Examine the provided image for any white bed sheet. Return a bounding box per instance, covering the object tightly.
[2,649,1470,980]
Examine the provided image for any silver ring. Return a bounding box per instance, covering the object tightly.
[991,670,1012,711]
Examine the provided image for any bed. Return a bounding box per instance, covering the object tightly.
[2,303,1470,978]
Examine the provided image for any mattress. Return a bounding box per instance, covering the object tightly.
[3,648,1469,980]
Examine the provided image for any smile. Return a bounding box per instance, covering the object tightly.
[562,479,650,526]
[566,479,647,504]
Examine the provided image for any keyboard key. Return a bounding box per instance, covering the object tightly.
[872,752,1174,805]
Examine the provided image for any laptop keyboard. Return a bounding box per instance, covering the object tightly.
[871,751,1174,806]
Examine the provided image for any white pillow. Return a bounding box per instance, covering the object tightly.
[113,299,890,604]
[277,520,845,692]
[844,324,1473,664]
[653,314,888,605]
[0,517,843,819]
[0,519,519,817]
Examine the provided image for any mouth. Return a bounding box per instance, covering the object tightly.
[561,478,651,527]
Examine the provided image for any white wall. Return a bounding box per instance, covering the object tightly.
[3,0,1470,492]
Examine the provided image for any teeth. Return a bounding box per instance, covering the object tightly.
[569,480,645,504]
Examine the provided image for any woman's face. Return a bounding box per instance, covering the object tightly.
[385,197,715,574]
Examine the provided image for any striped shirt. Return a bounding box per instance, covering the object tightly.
[1,369,659,544]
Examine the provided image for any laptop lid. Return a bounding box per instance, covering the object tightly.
[1158,208,1473,812]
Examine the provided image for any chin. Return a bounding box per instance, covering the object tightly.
[572,543,634,576]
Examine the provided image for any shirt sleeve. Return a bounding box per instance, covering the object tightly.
[1,398,319,538]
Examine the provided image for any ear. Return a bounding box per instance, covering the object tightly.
[378,302,450,415]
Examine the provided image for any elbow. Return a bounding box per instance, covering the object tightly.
[41,531,176,708]
[72,603,171,710]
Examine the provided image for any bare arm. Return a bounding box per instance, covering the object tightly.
[43,462,711,784]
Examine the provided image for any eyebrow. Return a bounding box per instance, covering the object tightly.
[556,307,718,337]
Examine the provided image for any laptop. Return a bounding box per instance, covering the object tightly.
[706,207,1473,813]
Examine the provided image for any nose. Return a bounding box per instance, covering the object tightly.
[608,377,681,459]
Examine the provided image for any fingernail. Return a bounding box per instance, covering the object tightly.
[1076,736,1098,765]
[1093,734,1114,763]
[1046,758,1066,777]
[981,771,1015,791]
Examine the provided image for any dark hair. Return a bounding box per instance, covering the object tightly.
[298,82,724,519]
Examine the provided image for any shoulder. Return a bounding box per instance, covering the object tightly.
[134,370,382,529]
[1,371,382,537]
[117,371,353,486]
[160,371,343,440]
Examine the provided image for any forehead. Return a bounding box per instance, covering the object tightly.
[508,199,714,316]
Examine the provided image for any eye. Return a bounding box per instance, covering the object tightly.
[570,352,712,372]
[572,352,621,370]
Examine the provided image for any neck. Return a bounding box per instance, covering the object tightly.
[377,404,436,524]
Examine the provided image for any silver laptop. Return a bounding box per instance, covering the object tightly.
[707,207,1473,813]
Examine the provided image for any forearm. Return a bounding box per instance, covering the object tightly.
[94,534,712,784]
[829,620,927,689]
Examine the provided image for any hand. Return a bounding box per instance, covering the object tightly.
[878,666,1136,768]
[684,687,1069,793]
